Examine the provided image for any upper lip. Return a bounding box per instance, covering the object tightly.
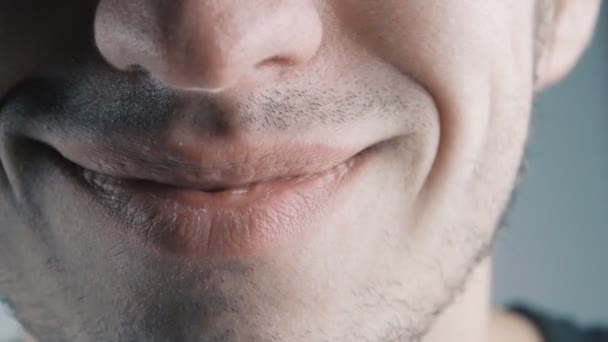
[50,136,370,191]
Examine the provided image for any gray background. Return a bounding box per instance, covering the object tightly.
[493,3,608,325]
[1,4,607,340]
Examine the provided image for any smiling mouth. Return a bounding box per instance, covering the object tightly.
[79,153,359,207]
[54,142,379,260]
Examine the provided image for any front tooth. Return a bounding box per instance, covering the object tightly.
[230,188,250,195]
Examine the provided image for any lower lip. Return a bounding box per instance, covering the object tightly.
[73,149,370,259]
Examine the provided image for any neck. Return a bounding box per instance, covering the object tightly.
[423,257,492,342]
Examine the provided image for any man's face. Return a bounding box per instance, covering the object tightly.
[0,1,543,341]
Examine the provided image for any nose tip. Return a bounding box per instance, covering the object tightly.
[94,0,323,92]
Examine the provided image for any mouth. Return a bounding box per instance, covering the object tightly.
[51,140,378,259]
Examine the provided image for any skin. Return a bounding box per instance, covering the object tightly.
[0,0,600,341]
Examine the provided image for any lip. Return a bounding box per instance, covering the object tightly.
[54,141,377,259]
[53,138,369,191]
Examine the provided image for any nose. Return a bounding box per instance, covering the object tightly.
[94,0,323,91]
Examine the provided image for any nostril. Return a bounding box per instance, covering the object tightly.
[95,0,323,92]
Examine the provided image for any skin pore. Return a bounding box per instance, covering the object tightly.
[0,1,600,341]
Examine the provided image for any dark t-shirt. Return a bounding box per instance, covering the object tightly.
[511,305,608,342]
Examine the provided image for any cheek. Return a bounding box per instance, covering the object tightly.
[340,0,536,85]
[336,0,535,216]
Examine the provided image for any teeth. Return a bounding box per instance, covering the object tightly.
[199,168,348,194]
[229,188,251,195]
